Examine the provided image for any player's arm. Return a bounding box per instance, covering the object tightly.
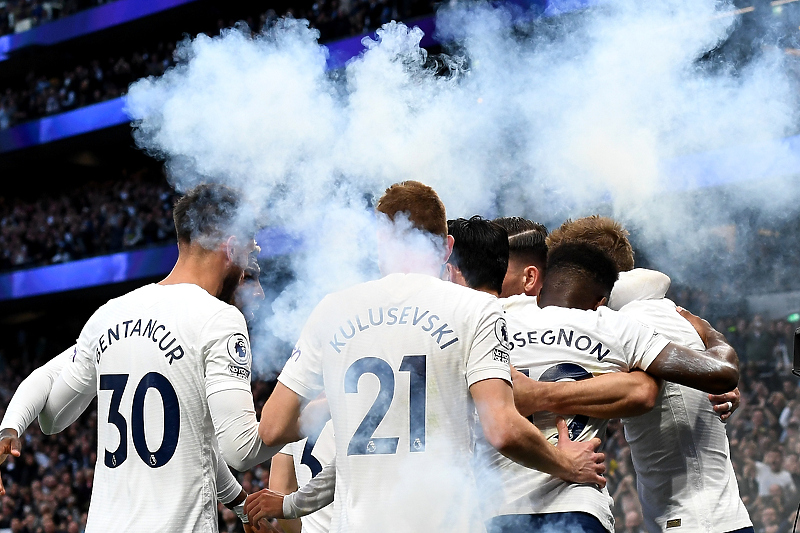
[1,347,76,437]
[259,383,307,447]
[38,375,96,435]
[644,308,738,394]
[471,377,606,486]
[266,452,301,533]
[247,458,337,526]
[216,445,249,525]
[0,347,84,495]
[511,367,660,418]
[203,309,284,471]
[39,336,99,435]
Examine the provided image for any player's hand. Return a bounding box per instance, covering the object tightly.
[709,387,740,422]
[245,488,286,526]
[676,307,714,346]
[554,418,606,488]
[0,428,20,496]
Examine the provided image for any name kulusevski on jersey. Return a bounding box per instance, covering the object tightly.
[476,295,670,532]
[278,273,511,533]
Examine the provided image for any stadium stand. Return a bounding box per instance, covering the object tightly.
[0,1,799,532]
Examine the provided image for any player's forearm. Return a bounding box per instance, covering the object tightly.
[216,457,244,505]
[283,459,336,518]
[648,339,739,395]
[1,366,54,436]
[208,389,283,471]
[491,415,572,479]
[532,371,660,418]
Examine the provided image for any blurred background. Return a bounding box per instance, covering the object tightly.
[0,0,797,531]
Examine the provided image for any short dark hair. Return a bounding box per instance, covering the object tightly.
[447,216,509,294]
[493,217,548,272]
[173,183,253,247]
[376,181,447,239]
[493,216,544,237]
[546,242,619,296]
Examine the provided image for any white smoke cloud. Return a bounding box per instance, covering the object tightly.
[126,0,800,372]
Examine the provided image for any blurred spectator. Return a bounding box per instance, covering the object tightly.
[756,448,796,498]
[0,170,175,271]
[0,0,437,131]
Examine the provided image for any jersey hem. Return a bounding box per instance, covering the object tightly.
[466,367,512,388]
[636,335,671,371]
[278,374,320,400]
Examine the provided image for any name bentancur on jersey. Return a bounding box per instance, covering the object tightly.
[328,306,460,353]
[92,318,185,364]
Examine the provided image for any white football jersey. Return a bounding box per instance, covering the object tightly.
[278,273,511,533]
[61,283,253,533]
[477,296,670,532]
[280,419,336,533]
[1,346,76,436]
[611,269,752,533]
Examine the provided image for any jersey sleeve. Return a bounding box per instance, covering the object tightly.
[202,307,253,396]
[61,319,100,394]
[465,299,512,387]
[277,299,328,400]
[1,347,75,436]
[607,309,671,371]
[279,441,296,456]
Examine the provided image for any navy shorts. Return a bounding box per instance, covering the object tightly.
[488,511,609,533]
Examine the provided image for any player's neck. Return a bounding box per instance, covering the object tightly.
[538,285,596,311]
[474,286,499,297]
[160,248,227,297]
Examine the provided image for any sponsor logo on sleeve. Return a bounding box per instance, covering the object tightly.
[291,345,301,362]
[492,348,510,364]
[227,333,251,367]
[494,318,513,350]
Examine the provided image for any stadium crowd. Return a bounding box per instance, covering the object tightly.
[0,170,175,271]
[0,307,795,532]
[0,0,433,130]
[0,0,118,37]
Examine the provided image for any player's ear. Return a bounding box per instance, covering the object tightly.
[523,265,540,294]
[442,234,455,263]
[593,296,608,310]
[224,235,238,263]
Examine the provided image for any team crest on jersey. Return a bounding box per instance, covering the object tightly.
[494,318,513,350]
[227,333,250,366]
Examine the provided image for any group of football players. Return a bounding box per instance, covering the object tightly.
[0,180,750,533]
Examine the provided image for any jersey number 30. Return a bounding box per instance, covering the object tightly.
[345,355,426,456]
[99,372,180,469]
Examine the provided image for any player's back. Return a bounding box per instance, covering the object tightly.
[477,297,669,532]
[618,297,751,533]
[74,283,248,532]
[282,273,509,532]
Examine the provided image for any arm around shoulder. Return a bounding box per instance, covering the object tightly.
[646,310,739,394]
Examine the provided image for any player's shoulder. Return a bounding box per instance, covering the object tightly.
[89,283,241,331]
[499,294,537,313]
[324,273,495,304]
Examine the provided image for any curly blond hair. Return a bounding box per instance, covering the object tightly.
[546,215,634,272]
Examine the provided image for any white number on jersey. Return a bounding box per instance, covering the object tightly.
[345,355,426,455]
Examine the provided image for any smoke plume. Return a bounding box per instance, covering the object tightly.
[126,0,800,374]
